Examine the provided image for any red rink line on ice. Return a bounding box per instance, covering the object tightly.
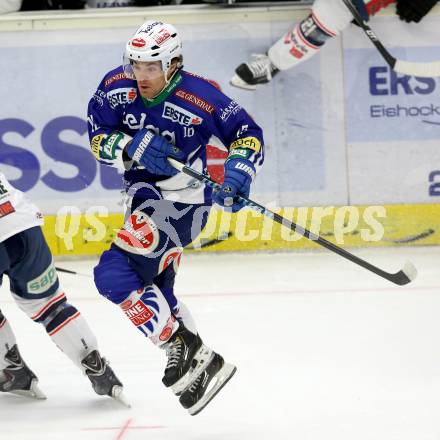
[3,281,439,302]
[57,284,440,303]
[82,418,165,439]
[179,285,440,298]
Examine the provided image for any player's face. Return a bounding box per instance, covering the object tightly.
[132,61,167,99]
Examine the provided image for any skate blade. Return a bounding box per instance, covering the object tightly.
[230,75,257,91]
[10,379,47,400]
[188,363,237,416]
[171,346,214,396]
[111,385,131,408]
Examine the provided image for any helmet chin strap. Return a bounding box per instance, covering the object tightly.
[146,66,180,100]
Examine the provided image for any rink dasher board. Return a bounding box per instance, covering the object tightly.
[0,4,311,32]
[1,7,440,234]
[43,203,440,256]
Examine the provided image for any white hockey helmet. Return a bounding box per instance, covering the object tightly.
[123,20,183,80]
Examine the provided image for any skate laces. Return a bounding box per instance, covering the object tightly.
[187,372,202,393]
[165,338,182,370]
[248,54,273,79]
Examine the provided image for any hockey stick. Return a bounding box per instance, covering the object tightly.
[168,158,417,286]
[186,231,234,250]
[55,266,92,278]
[342,0,440,77]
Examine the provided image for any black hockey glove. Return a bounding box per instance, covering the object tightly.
[396,0,438,23]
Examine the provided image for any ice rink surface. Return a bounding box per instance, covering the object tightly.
[0,246,439,440]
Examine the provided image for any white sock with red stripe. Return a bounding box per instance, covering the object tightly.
[268,19,329,71]
[175,300,197,335]
[48,312,98,369]
[268,0,353,71]
[12,290,98,370]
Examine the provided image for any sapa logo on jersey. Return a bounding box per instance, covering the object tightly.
[107,88,137,109]
[162,102,203,127]
[27,262,58,294]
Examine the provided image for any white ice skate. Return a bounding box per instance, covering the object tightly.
[230,54,279,90]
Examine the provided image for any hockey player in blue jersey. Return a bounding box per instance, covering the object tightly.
[88,20,265,415]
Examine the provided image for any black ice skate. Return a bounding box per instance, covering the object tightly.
[162,324,214,396]
[230,54,279,90]
[81,350,129,407]
[0,345,46,400]
[179,352,236,416]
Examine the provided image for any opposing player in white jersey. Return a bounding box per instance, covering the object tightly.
[0,172,127,404]
[231,0,438,90]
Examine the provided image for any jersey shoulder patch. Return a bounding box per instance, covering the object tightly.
[102,66,136,90]
[173,71,221,115]
[98,66,138,110]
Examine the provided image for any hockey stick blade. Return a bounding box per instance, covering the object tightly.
[393,261,418,285]
[394,60,440,78]
[341,0,440,78]
[168,158,417,286]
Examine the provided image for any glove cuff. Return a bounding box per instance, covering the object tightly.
[225,158,256,182]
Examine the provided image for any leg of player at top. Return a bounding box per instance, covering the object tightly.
[231,0,437,90]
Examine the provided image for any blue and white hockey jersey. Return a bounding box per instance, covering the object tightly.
[87,67,265,204]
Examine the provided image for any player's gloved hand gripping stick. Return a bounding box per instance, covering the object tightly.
[211,158,255,213]
[342,0,440,77]
[168,158,417,286]
[127,129,185,176]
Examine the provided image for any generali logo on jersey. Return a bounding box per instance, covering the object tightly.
[162,102,203,126]
[104,72,129,88]
[175,89,215,114]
